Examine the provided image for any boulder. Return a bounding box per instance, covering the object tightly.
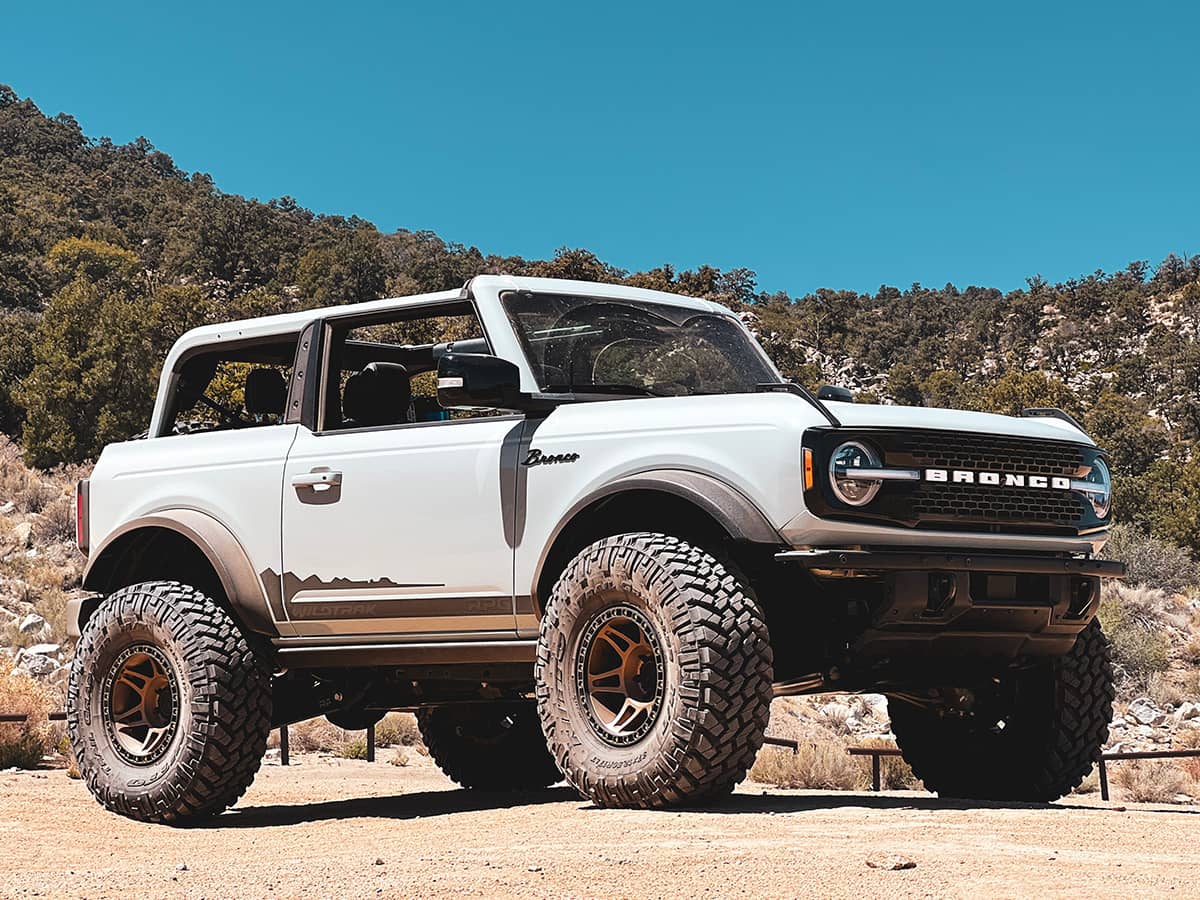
[1175,702,1200,722]
[1128,698,1167,727]
[13,646,60,677]
[18,613,47,636]
[12,521,32,548]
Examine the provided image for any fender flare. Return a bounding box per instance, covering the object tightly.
[530,469,783,607]
[81,509,280,636]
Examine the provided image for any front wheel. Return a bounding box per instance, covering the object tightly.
[67,581,273,823]
[890,620,1115,802]
[536,533,773,809]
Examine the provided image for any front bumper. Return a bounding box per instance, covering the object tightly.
[776,548,1125,579]
[778,548,1125,658]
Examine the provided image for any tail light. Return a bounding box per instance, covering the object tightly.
[75,480,89,553]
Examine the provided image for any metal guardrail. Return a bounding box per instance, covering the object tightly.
[764,736,1200,798]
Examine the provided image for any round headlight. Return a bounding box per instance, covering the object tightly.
[1083,457,1111,518]
[829,441,883,507]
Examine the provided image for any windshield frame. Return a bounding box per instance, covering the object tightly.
[499,290,784,399]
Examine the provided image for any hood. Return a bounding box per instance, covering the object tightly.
[821,401,1095,446]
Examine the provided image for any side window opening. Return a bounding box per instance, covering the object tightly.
[166,336,299,435]
[320,302,498,431]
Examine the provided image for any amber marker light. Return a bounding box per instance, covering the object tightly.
[803,448,814,490]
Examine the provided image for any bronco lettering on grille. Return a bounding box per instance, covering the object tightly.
[924,469,1071,490]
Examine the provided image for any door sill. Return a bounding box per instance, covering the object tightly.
[273,637,537,668]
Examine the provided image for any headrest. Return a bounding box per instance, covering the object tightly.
[245,368,288,417]
[341,362,411,427]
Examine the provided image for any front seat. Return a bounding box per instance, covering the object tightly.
[244,368,288,423]
[341,362,411,428]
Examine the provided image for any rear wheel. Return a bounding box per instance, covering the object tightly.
[536,532,773,809]
[68,581,273,823]
[418,701,562,791]
[890,621,1114,802]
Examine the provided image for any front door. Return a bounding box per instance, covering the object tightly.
[280,417,523,638]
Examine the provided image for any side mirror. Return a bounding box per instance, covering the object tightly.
[437,353,524,410]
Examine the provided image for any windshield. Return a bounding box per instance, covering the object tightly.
[501,292,779,397]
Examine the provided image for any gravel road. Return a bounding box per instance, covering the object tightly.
[3,752,1197,898]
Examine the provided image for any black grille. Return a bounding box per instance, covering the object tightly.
[910,483,1086,526]
[805,427,1106,535]
[891,432,1086,478]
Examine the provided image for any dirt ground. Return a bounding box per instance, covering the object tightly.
[2,753,1198,899]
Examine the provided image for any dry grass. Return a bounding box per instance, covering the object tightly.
[749,741,868,791]
[1113,759,1187,803]
[853,738,919,790]
[1185,638,1200,666]
[0,438,59,514]
[267,713,425,757]
[388,747,411,767]
[1103,524,1200,593]
[269,717,347,753]
[0,670,55,768]
[1145,672,1188,709]
[37,492,77,544]
[1099,584,1175,687]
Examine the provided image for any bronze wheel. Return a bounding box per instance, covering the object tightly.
[101,644,180,765]
[575,604,665,746]
[68,580,272,824]
[536,533,773,809]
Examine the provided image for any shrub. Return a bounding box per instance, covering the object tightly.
[1103,524,1200,593]
[1099,584,1173,686]
[388,748,410,767]
[277,717,347,753]
[373,712,421,747]
[1145,672,1187,709]
[749,742,866,791]
[38,492,76,544]
[338,738,369,760]
[0,670,54,769]
[1113,759,1187,803]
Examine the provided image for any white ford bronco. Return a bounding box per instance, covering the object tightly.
[66,275,1123,822]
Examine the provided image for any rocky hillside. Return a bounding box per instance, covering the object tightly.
[0,438,85,695]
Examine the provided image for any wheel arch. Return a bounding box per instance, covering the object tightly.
[529,470,783,616]
[78,510,280,637]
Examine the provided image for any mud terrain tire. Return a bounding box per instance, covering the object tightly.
[418,701,562,790]
[536,533,773,809]
[68,581,273,823]
[890,620,1114,802]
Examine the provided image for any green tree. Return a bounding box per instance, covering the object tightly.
[17,240,155,465]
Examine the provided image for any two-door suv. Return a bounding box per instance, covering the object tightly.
[67,275,1123,822]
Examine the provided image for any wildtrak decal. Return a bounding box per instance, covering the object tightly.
[522,448,580,467]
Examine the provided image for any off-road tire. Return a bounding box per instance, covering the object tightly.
[536,533,773,809]
[418,701,562,790]
[890,620,1114,802]
[68,581,273,823]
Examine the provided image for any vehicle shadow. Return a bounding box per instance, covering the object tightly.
[193,785,1200,828]
[680,792,1200,816]
[192,786,579,828]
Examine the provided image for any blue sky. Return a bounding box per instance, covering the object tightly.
[4,1,1198,296]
